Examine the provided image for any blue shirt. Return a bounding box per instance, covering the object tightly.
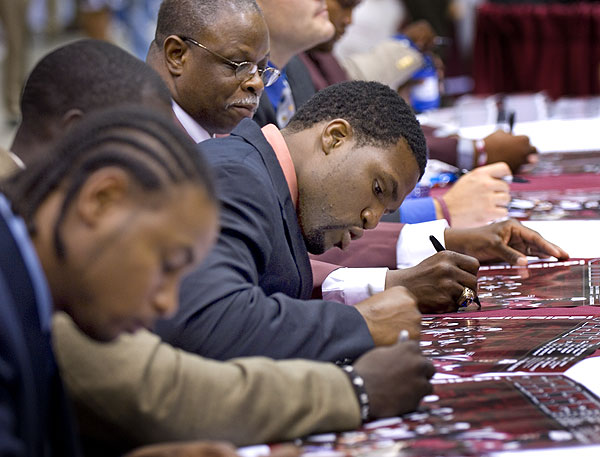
[399,197,437,224]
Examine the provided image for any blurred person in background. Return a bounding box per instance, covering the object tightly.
[0,0,30,125]
[78,0,159,59]
[78,0,114,40]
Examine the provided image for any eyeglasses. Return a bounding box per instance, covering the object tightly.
[181,37,280,87]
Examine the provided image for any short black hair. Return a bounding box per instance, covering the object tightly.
[4,105,216,260]
[286,80,428,177]
[155,0,261,46]
[19,39,171,132]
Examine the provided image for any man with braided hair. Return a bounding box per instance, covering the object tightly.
[0,105,222,456]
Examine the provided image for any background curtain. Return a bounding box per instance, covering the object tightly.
[473,3,600,98]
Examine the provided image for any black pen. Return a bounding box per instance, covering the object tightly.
[508,111,516,134]
[429,235,482,310]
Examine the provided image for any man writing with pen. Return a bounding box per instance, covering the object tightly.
[156,80,569,365]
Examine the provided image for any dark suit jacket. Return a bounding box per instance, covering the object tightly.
[155,119,374,362]
[253,56,317,127]
[0,201,79,457]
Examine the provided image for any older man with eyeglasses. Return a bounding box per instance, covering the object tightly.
[146,0,279,140]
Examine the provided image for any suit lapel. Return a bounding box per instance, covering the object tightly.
[232,120,313,298]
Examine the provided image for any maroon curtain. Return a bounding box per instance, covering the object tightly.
[474,3,600,98]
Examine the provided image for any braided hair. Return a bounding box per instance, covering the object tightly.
[3,105,216,260]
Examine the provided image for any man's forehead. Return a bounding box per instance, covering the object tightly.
[201,8,267,44]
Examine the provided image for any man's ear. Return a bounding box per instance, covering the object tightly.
[61,108,84,132]
[74,167,132,227]
[164,35,188,76]
[321,119,352,155]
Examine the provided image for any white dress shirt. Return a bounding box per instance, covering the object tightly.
[172,100,212,143]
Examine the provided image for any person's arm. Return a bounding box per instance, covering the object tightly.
[425,127,538,173]
[478,130,538,173]
[155,160,374,362]
[55,314,434,453]
[312,220,477,313]
[399,197,437,224]
[422,125,461,166]
[53,313,362,449]
[310,223,402,305]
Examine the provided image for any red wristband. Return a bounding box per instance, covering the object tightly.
[435,196,451,226]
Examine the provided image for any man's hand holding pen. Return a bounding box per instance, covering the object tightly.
[384,219,567,314]
[385,251,480,314]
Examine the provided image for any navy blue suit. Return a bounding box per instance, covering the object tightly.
[156,119,375,362]
[0,197,79,456]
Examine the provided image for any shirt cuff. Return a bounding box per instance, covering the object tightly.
[399,197,437,224]
[457,137,475,170]
[396,219,449,268]
[322,267,389,306]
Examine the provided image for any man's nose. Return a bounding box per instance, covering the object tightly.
[361,207,383,230]
[241,71,264,95]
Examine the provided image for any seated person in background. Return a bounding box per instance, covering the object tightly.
[146,0,273,140]
[156,80,567,361]
[251,0,336,128]
[290,2,562,306]
[302,0,537,174]
[13,39,434,456]
[0,104,234,456]
[292,0,532,227]
[10,41,173,167]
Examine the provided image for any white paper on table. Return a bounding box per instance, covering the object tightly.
[521,220,600,259]
[564,356,600,398]
[458,118,600,154]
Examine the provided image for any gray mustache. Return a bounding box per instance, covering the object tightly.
[225,96,260,109]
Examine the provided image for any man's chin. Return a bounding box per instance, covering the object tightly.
[73,319,118,342]
[304,237,328,255]
[69,311,127,342]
